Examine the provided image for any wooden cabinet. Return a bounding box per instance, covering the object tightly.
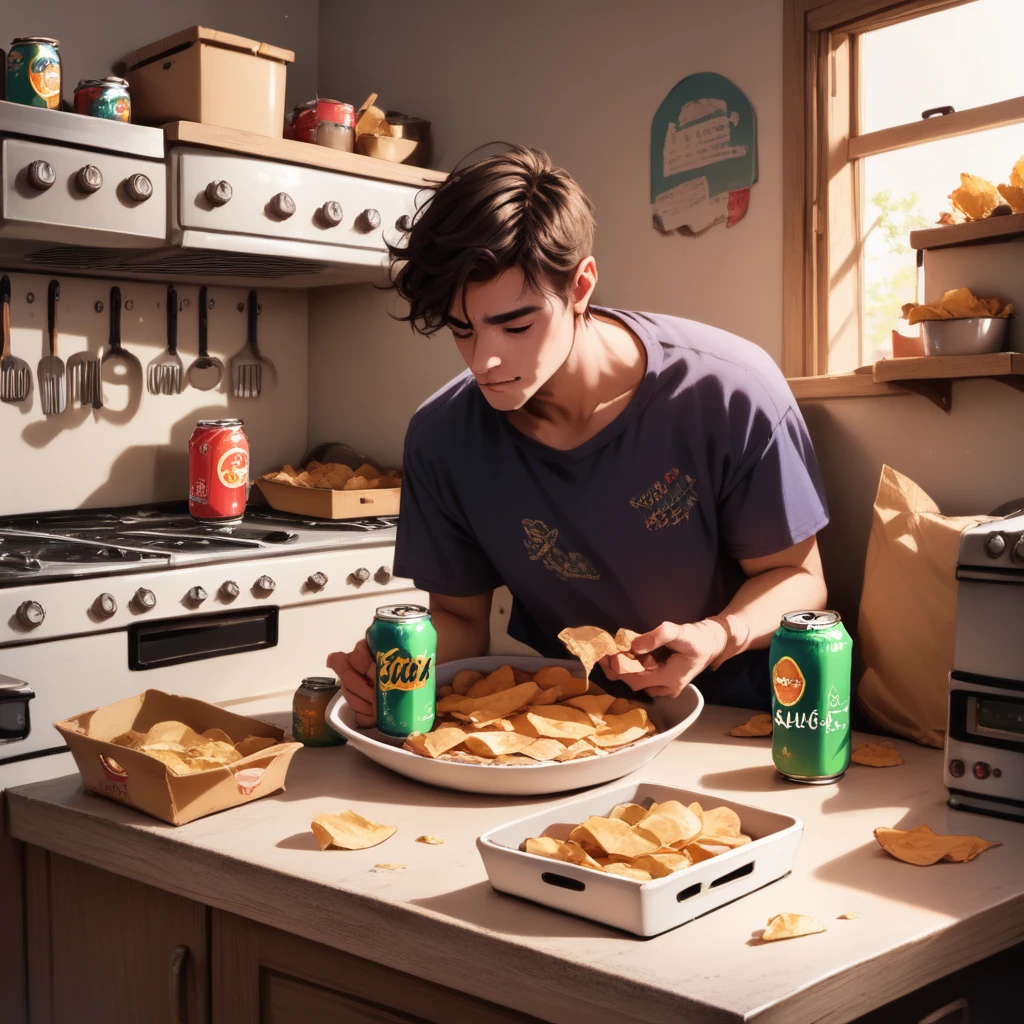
[211,910,542,1024]
[23,848,209,1024]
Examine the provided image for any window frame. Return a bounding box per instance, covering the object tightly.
[782,0,1024,383]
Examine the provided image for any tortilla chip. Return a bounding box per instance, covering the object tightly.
[997,182,1024,214]
[533,666,572,690]
[631,851,691,877]
[557,626,621,678]
[451,669,484,696]
[523,705,599,741]
[511,668,533,684]
[565,694,616,722]
[142,720,205,750]
[591,709,650,748]
[730,714,773,738]
[762,913,825,942]
[852,742,904,767]
[465,665,516,699]
[614,628,641,653]
[553,739,604,761]
[403,725,468,759]
[310,810,396,851]
[234,735,279,757]
[873,824,1001,865]
[528,687,563,706]
[202,728,234,744]
[111,729,143,749]
[143,749,193,775]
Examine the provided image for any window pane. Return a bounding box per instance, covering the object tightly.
[858,122,1024,367]
[861,0,1023,134]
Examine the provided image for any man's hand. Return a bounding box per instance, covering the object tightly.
[600,619,729,699]
[326,639,376,727]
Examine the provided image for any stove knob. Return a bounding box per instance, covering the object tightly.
[375,565,393,584]
[985,533,1006,557]
[204,180,233,207]
[92,593,117,618]
[221,580,240,600]
[396,214,413,232]
[26,160,56,191]
[352,567,371,584]
[360,208,381,231]
[319,201,343,227]
[188,585,208,605]
[16,600,45,629]
[1013,536,1024,563]
[75,164,104,194]
[948,758,965,779]
[268,192,296,219]
[133,588,157,611]
[307,571,328,591]
[255,575,277,593]
[123,173,153,203]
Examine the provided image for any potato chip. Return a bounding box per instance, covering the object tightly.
[613,628,641,653]
[523,836,604,870]
[234,735,279,758]
[903,287,1012,324]
[701,806,743,838]
[762,913,825,942]
[606,697,635,716]
[186,756,233,772]
[591,709,650,748]
[851,741,904,767]
[730,714,773,738]
[643,801,702,845]
[554,675,589,699]
[511,668,533,684]
[631,851,691,877]
[373,863,406,871]
[436,685,454,698]
[522,705,598,741]
[557,626,621,678]
[553,739,604,761]
[466,665,516,699]
[634,811,697,848]
[569,816,660,858]
[192,739,242,764]
[403,725,468,759]
[683,841,730,863]
[311,810,397,851]
[600,862,652,882]
[609,802,649,826]
[565,694,616,720]
[873,824,1001,865]
[463,732,541,758]
[451,670,483,696]
[527,687,563,706]
[949,172,1000,221]
[533,666,572,690]
[416,835,444,845]
[111,729,143,749]
[143,748,193,775]
[997,182,1024,214]
[142,721,205,750]
[202,727,234,745]
[838,912,859,920]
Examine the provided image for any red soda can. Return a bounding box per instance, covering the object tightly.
[188,418,250,523]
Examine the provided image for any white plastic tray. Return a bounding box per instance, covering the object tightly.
[477,781,803,936]
[326,656,703,796]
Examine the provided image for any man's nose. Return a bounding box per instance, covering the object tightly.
[472,346,503,376]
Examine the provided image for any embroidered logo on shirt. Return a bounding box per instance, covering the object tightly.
[521,519,600,581]
[629,468,699,530]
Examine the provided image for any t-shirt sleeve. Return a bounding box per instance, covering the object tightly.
[717,399,830,561]
[392,429,503,596]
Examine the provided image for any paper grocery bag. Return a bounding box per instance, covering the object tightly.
[856,466,993,748]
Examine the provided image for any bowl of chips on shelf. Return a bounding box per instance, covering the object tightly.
[257,457,401,519]
[901,287,1012,356]
[326,655,704,796]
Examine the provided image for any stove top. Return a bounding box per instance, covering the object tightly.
[0,503,398,585]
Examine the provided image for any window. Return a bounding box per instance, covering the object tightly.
[783,0,1024,382]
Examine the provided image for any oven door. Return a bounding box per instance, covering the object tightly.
[953,570,1024,681]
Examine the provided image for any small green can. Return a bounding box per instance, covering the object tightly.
[770,610,852,784]
[368,604,437,738]
[7,37,61,109]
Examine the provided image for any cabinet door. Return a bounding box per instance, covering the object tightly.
[213,910,543,1024]
[24,848,209,1024]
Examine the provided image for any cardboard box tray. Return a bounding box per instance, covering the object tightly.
[256,478,400,520]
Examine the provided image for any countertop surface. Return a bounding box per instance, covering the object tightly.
[7,694,1024,1024]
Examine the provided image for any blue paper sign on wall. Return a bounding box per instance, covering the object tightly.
[650,72,758,235]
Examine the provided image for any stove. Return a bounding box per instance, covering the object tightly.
[0,502,419,766]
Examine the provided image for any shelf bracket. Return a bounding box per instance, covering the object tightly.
[888,378,953,412]
[993,375,1024,396]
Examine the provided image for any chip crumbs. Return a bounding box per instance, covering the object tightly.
[373,863,406,872]
[415,835,444,845]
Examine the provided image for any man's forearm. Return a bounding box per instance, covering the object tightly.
[429,595,491,664]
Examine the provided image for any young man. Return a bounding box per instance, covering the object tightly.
[328,146,828,726]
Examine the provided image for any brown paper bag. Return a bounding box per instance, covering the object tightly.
[856,466,993,747]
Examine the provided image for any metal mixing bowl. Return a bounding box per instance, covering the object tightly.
[920,317,1009,356]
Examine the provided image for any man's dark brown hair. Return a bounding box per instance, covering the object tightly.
[388,145,596,336]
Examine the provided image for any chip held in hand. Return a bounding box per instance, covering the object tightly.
[762,913,825,942]
[311,810,397,851]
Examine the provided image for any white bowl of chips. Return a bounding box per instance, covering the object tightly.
[326,656,703,796]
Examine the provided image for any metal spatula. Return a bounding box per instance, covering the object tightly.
[38,279,66,415]
[230,290,266,398]
[101,285,141,403]
[147,285,184,395]
[186,286,224,391]
[1,274,31,404]
[67,287,102,408]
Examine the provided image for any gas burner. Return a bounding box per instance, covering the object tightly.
[0,532,157,565]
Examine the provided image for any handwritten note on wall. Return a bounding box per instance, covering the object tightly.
[651,73,757,236]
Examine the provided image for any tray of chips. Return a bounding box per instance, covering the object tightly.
[257,459,401,519]
[477,781,803,936]
[326,656,703,796]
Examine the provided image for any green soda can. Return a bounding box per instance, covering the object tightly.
[770,610,852,784]
[7,38,61,109]
[367,604,436,738]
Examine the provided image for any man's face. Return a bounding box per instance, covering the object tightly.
[446,268,576,411]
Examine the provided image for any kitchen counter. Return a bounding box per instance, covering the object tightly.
[7,696,1024,1024]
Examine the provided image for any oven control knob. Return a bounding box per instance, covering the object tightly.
[986,533,1006,557]
[268,192,296,219]
[188,586,208,605]
[375,565,393,584]
[948,758,965,778]
[396,214,413,232]
[92,592,117,618]
[320,201,343,227]
[26,160,56,191]
[255,575,277,593]
[221,580,240,600]
[360,208,381,231]
[1012,536,1024,563]
[973,761,992,780]
[133,588,157,611]
[123,173,153,203]
[205,180,233,207]
[307,572,328,591]
[75,164,104,194]
[352,567,371,584]
[16,600,45,629]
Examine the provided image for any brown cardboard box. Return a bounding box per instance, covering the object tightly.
[54,689,302,825]
[125,26,294,137]
[256,478,401,519]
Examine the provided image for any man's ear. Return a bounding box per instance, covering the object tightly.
[572,256,598,314]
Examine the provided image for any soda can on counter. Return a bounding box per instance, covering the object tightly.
[367,604,437,738]
[293,677,346,747]
[295,98,355,148]
[769,610,853,785]
[74,77,130,122]
[7,37,61,109]
[188,418,250,523]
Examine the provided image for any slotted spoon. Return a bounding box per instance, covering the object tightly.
[147,285,184,395]
[38,279,66,415]
[186,286,224,391]
[230,289,267,398]
[101,285,141,403]
[1,274,31,404]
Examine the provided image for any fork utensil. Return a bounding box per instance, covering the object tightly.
[186,286,224,391]
[147,285,184,395]
[230,289,266,398]
[37,279,66,415]
[0,274,31,404]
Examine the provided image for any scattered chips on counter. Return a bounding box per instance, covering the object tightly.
[729,714,773,738]
[521,799,750,882]
[873,824,1001,866]
[311,810,397,851]
[838,912,859,920]
[902,287,1012,324]
[415,835,444,845]
[851,741,904,767]
[262,461,402,492]
[110,720,282,775]
[373,863,406,872]
[761,913,825,942]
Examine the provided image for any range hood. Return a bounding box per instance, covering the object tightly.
[0,101,424,288]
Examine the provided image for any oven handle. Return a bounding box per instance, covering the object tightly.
[956,568,1024,583]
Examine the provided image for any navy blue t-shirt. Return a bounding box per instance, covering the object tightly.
[393,308,829,709]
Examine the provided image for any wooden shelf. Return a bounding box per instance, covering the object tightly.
[871,352,1024,382]
[910,212,1024,252]
[164,121,448,189]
